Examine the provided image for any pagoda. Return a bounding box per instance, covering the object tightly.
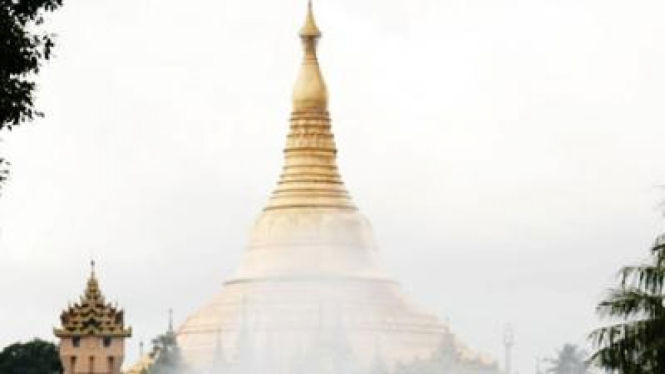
[55,262,131,374]
[176,3,499,374]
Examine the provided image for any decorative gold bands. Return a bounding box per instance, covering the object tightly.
[264,204,357,211]
[264,0,356,211]
[290,111,330,119]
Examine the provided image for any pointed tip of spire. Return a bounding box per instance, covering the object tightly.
[292,0,328,112]
[87,259,98,290]
[168,308,174,332]
[299,0,321,38]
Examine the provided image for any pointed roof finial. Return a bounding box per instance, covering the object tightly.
[168,308,174,332]
[300,0,321,38]
[85,259,100,298]
[292,0,328,112]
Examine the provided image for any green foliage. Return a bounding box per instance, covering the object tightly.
[147,331,189,374]
[545,344,588,374]
[0,0,62,130]
[0,338,62,374]
[589,235,665,373]
[0,0,63,190]
[0,157,8,186]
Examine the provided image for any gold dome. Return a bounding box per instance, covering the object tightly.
[175,4,498,373]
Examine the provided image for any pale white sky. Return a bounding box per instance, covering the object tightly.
[2,0,665,373]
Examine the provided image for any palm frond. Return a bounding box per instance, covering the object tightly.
[596,287,665,320]
[620,265,665,295]
[589,229,665,373]
[590,303,665,372]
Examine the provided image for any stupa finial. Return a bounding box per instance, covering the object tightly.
[265,1,354,211]
[299,0,321,38]
[292,0,328,112]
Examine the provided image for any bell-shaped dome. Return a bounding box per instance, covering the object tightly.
[175,4,499,374]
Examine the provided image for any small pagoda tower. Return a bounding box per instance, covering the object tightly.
[54,262,132,374]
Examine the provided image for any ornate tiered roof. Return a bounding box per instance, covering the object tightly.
[54,262,131,338]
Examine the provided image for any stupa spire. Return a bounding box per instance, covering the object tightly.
[177,7,498,372]
[300,1,321,39]
[293,0,326,111]
[265,1,355,211]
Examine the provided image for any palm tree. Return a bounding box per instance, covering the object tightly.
[545,344,588,374]
[589,233,665,373]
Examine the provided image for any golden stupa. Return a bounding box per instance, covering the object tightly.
[176,4,498,373]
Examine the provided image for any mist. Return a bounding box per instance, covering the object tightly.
[1,1,665,374]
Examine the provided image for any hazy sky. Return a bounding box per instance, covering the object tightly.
[2,0,665,372]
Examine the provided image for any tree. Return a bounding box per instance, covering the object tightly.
[589,233,665,373]
[147,330,189,374]
[0,338,62,374]
[0,157,7,186]
[0,0,62,129]
[0,0,63,188]
[545,344,588,374]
